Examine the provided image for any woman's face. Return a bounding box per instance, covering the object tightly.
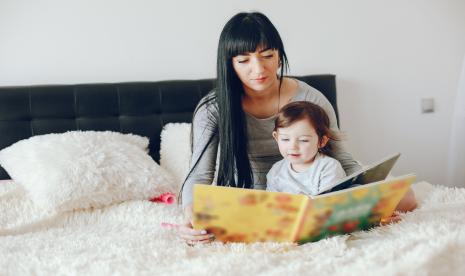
[232,47,280,93]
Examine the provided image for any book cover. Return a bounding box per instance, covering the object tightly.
[193,174,416,244]
[193,185,307,242]
[322,152,401,193]
[295,174,415,243]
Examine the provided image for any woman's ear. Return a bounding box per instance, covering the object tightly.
[319,135,329,148]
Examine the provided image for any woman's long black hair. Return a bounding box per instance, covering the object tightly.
[179,12,289,203]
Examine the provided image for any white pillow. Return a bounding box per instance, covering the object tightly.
[160,123,192,191]
[160,123,221,189]
[0,131,175,212]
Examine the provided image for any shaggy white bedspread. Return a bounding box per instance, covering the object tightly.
[1,181,464,276]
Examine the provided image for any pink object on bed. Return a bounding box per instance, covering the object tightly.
[150,192,176,204]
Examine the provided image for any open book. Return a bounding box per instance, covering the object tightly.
[322,152,401,193]
[193,174,415,244]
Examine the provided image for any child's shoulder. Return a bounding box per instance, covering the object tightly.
[268,159,288,174]
[316,154,343,169]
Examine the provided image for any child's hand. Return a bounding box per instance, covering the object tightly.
[380,211,402,225]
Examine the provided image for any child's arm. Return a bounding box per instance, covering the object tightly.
[265,163,280,192]
[317,158,346,194]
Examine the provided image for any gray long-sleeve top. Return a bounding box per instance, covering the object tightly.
[181,79,361,207]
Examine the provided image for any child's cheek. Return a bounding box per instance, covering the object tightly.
[278,144,287,158]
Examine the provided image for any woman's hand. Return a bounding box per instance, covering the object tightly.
[174,204,215,245]
[380,211,402,225]
[380,188,418,225]
[395,188,418,212]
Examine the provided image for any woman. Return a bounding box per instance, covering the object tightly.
[175,12,393,244]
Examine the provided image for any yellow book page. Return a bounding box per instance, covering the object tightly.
[193,184,308,243]
[295,174,415,243]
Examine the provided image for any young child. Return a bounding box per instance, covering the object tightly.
[266,101,346,196]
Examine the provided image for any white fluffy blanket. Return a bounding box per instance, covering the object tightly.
[1,181,465,275]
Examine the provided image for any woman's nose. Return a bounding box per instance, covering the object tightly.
[251,58,265,74]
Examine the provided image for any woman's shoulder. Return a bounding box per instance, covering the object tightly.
[289,78,329,103]
[198,90,217,108]
[288,78,336,119]
[194,90,219,119]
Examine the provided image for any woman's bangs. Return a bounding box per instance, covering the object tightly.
[226,26,280,58]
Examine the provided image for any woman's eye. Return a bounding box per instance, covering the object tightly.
[280,138,289,142]
[237,59,248,63]
[299,140,309,143]
[262,54,273,59]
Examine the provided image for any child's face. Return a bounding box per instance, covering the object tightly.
[273,119,328,169]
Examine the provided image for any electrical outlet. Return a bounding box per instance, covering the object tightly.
[421,98,434,113]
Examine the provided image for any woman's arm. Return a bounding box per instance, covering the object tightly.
[176,97,219,244]
[181,99,219,208]
[303,86,362,175]
[323,102,362,175]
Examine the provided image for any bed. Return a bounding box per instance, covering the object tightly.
[0,75,464,275]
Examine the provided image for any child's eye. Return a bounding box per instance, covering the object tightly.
[237,59,248,63]
[262,54,273,59]
[299,140,309,143]
[280,138,289,142]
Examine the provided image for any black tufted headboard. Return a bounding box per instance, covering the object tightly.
[0,74,338,180]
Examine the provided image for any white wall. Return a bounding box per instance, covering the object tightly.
[1,0,465,185]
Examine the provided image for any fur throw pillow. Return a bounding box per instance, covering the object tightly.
[0,131,175,212]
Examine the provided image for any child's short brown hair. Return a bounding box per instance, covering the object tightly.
[274,101,340,156]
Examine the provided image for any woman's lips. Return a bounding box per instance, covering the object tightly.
[288,154,301,158]
[252,76,268,83]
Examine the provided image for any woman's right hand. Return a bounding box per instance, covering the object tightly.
[176,204,215,245]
